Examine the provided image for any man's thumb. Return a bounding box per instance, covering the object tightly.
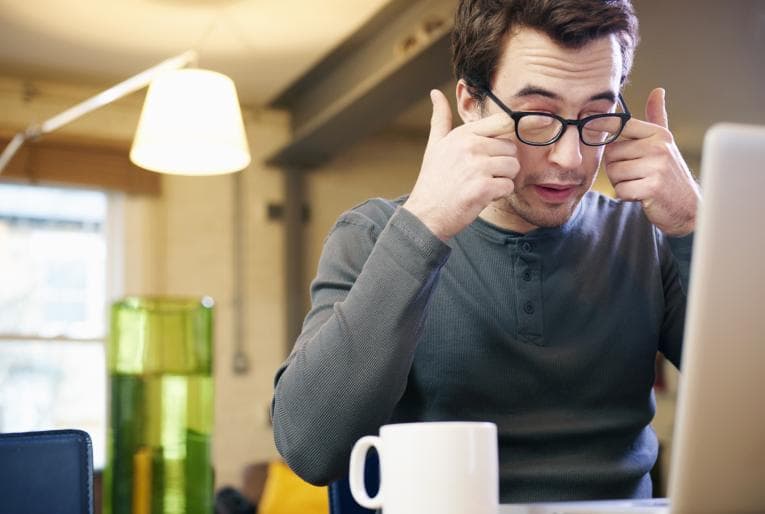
[427,89,452,145]
[645,87,669,129]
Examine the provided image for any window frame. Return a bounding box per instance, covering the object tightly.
[0,185,124,470]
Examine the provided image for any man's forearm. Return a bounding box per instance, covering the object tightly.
[271,207,450,484]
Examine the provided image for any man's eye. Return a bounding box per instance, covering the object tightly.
[523,116,556,128]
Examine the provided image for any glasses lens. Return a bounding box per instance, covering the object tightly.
[516,114,563,144]
[581,115,624,145]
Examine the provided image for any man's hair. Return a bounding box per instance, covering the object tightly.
[451,0,639,100]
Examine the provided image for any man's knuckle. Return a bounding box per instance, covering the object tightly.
[466,137,484,155]
[464,158,482,175]
[478,181,496,201]
[646,178,661,197]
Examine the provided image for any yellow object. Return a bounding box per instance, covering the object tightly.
[592,166,616,198]
[258,460,329,514]
[131,447,152,514]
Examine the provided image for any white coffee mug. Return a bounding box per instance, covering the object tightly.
[348,421,498,514]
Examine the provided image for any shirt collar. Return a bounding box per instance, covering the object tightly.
[467,197,585,244]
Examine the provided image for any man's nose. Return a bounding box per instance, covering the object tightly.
[547,125,583,170]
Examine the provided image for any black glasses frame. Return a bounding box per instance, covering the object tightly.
[483,89,632,147]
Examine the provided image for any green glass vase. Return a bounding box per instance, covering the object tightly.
[104,296,214,514]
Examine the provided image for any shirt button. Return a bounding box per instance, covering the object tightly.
[521,241,533,252]
[522,270,532,282]
[523,301,535,315]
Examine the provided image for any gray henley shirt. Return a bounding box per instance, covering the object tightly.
[272,191,692,502]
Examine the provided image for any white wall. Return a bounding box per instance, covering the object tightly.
[302,130,425,311]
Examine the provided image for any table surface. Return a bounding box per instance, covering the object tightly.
[499,498,670,514]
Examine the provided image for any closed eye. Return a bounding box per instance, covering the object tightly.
[581,112,610,119]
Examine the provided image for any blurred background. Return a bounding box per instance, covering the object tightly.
[0,0,763,509]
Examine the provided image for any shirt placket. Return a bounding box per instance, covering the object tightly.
[514,238,544,345]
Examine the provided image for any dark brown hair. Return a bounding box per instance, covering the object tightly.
[451,0,639,99]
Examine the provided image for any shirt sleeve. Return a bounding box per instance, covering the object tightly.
[657,231,694,369]
[271,205,451,485]
[666,232,694,295]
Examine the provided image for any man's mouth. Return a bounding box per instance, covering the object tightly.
[533,183,579,203]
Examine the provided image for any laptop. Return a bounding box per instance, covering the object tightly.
[499,123,765,514]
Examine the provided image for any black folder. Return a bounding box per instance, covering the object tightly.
[0,429,94,514]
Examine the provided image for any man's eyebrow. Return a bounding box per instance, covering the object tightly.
[513,86,560,100]
[589,91,617,103]
[512,85,617,103]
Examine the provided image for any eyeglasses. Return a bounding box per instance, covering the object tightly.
[483,89,632,146]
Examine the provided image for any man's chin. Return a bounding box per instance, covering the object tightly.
[509,197,580,229]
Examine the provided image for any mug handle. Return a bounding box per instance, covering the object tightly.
[348,435,383,509]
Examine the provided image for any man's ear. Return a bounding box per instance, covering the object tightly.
[456,79,483,123]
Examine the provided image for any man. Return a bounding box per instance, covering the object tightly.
[271,0,699,502]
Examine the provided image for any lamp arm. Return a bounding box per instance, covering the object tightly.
[0,133,26,174]
[0,50,197,175]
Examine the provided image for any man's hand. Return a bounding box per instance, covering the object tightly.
[604,88,701,236]
[402,89,519,241]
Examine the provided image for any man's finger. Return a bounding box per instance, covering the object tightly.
[427,89,453,146]
[613,177,652,202]
[605,159,649,185]
[488,177,516,201]
[483,155,521,179]
[603,138,646,166]
[478,136,517,157]
[644,87,668,129]
[618,117,665,140]
[467,111,515,138]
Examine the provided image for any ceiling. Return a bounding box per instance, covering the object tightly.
[1,0,763,157]
[0,0,390,106]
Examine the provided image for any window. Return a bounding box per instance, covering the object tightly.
[0,184,114,468]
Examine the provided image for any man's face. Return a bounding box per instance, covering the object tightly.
[458,28,624,231]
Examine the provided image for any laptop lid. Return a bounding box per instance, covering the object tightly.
[667,123,765,514]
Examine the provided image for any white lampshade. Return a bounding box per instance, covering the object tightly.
[130,69,251,175]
